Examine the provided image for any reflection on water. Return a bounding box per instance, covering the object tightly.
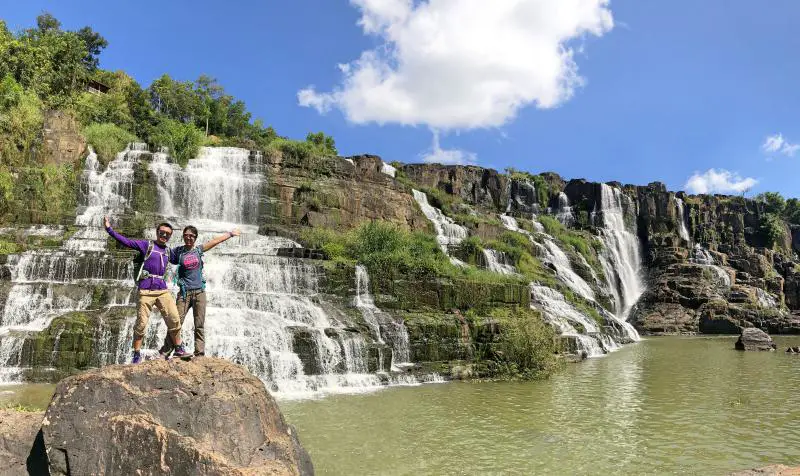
[280,336,800,475]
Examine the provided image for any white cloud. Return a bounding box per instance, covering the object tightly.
[298,0,614,130]
[684,169,758,195]
[421,130,477,165]
[762,133,799,157]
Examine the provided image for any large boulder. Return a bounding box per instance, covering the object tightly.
[41,358,314,475]
[0,409,46,475]
[735,327,777,351]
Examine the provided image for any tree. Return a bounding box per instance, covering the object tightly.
[76,26,107,71]
[306,131,337,155]
[36,13,61,33]
[754,192,786,215]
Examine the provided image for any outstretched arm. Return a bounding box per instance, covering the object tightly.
[201,229,241,252]
[104,216,147,252]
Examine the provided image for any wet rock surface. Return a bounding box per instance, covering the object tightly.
[735,327,777,351]
[41,358,314,475]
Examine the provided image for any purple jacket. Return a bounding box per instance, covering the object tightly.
[106,226,173,290]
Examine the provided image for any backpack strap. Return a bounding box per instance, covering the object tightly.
[135,241,155,282]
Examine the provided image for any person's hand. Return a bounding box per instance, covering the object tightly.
[230,229,241,237]
[104,216,111,228]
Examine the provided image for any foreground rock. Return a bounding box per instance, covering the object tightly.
[0,409,46,475]
[42,358,313,475]
[735,327,777,351]
[728,464,800,475]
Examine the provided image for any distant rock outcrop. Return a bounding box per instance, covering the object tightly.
[41,358,314,475]
[735,328,777,351]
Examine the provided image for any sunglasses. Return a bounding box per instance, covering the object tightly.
[157,230,172,238]
[183,234,197,239]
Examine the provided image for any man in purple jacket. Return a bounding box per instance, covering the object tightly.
[104,216,190,363]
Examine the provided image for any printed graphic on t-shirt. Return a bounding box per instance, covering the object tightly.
[182,252,200,270]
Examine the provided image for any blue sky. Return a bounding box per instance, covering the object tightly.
[3,0,799,197]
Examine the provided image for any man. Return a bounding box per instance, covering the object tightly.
[104,216,190,363]
[159,225,240,358]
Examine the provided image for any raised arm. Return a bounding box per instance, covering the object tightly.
[201,229,241,252]
[104,216,147,252]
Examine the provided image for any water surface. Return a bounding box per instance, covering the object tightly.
[280,336,800,475]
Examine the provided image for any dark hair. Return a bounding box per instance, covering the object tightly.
[183,225,198,237]
[156,222,174,231]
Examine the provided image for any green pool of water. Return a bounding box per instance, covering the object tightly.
[3,336,799,474]
[279,336,800,475]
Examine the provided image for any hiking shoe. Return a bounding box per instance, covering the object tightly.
[159,344,173,360]
[173,344,191,359]
[132,351,142,364]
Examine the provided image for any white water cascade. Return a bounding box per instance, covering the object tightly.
[412,189,468,266]
[127,146,416,398]
[354,265,412,368]
[481,249,517,275]
[0,145,149,382]
[594,184,645,326]
[529,284,609,357]
[675,197,691,242]
[554,192,576,226]
[691,244,732,288]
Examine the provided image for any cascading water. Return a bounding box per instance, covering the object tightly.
[554,192,575,227]
[0,145,149,382]
[354,265,412,368]
[481,249,516,275]
[529,284,608,357]
[675,197,691,242]
[412,189,468,266]
[594,184,645,325]
[691,244,731,288]
[380,160,397,178]
[123,147,406,398]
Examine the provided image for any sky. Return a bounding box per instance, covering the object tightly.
[3,0,800,197]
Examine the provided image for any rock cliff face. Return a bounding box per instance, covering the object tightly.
[2,142,800,391]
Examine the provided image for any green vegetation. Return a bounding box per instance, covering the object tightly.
[82,122,136,166]
[490,307,562,380]
[301,221,526,287]
[0,12,340,177]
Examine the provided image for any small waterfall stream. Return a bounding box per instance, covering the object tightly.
[412,189,468,266]
[675,197,691,242]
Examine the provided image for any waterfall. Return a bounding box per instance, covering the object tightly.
[690,244,731,288]
[354,265,412,368]
[481,249,516,275]
[529,284,607,357]
[380,161,397,178]
[0,145,149,383]
[412,189,468,265]
[554,192,575,227]
[675,197,691,242]
[112,146,412,398]
[594,184,645,322]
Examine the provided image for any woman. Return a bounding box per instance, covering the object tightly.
[160,225,241,358]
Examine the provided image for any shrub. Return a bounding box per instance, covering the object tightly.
[82,122,137,167]
[150,118,203,167]
[493,307,561,380]
[0,75,44,165]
